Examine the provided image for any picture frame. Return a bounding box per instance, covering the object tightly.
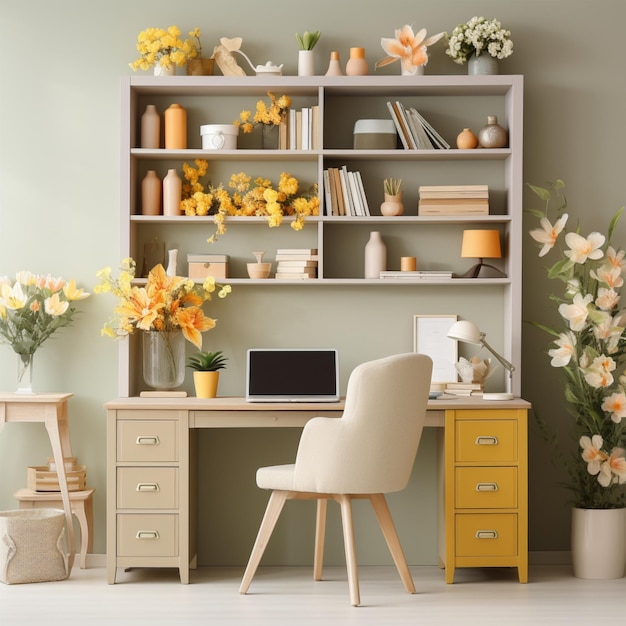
[413,314,458,384]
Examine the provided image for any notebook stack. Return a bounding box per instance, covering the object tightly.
[444,382,484,397]
[418,185,489,216]
[275,248,319,280]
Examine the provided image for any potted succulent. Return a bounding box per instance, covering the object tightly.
[187,350,228,398]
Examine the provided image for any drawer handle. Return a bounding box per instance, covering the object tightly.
[476,482,498,492]
[136,436,160,446]
[475,530,498,540]
[475,436,498,445]
[136,530,160,540]
[136,483,160,492]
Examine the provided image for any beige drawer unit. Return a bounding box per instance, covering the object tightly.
[444,408,528,583]
[107,408,191,584]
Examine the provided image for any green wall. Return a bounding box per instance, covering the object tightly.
[1,0,625,564]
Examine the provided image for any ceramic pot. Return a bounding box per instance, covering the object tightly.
[141,170,161,215]
[261,123,279,149]
[380,192,404,216]
[164,103,187,149]
[456,128,478,149]
[478,115,508,148]
[154,63,175,76]
[346,47,368,76]
[571,507,626,579]
[298,50,315,76]
[16,353,35,394]
[364,231,386,278]
[142,331,186,390]
[193,371,220,398]
[141,105,160,149]
[325,51,343,76]
[468,54,499,75]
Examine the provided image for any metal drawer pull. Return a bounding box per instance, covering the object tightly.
[475,530,498,540]
[136,530,160,540]
[475,436,498,445]
[136,436,160,446]
[476,483,498,492]
[136,483,160,492]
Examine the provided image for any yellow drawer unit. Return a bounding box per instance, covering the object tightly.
[444,407,528,584]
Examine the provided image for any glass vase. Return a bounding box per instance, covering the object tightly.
[16,353,35,394]
[142,331,186,391]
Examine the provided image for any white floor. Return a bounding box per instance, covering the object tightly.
[1,564,625,625]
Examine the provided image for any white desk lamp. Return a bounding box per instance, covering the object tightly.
[447,320,515,400]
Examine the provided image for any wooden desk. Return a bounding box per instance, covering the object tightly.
[105,396,530,585]
[0,393,76,572]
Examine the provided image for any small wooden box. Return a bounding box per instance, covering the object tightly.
[27,465,87,492]
[187,254,229,279]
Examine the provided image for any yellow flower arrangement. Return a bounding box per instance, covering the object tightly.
[235,92,292,133]
[129,26,199,72]
[95,259,231,349]
[179,159,319,242]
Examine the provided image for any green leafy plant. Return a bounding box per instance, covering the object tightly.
[384,178,402,196]
[296,30,321,51]
[187,350,228,372]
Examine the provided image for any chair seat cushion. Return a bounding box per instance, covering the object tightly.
[257,464,296,490]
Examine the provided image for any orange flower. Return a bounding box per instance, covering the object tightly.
[376,25,444,74]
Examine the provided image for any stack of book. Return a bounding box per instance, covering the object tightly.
[386,101,450,150]
[282,106,320,150]
[275,248,319,280]
[418,185,489,216]
[444,382,483,397]
[323,166,370,216]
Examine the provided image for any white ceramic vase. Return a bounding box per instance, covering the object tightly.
[468,54,499,75]
[571,507,626,579]
[298,50,315,76]
[154,63,175,77]
[364,231,386,278]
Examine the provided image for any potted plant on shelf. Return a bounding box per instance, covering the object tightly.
[295,30,321,76]
[235,91,292,149]
[375,24,444,76]
[380,178,404,216]
[186,28,214,76]
[129,25,200,76]
[445,16,513,75]
[527,180,626,579]
[187,350,228,398]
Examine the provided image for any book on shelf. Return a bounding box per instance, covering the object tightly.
[418,202,489,216]
[445,388,484,397]
[445,382,483,390]
[324,166,370,217]
[275,272,316,280]
[379,270,453,279]
[419,185,489,199]
[276,248,318,255]
[387,101,449,150]
[386,101,413,149]
[410,108,450,149]
[276,260,318,269]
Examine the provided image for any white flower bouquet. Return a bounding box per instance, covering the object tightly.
[445,16,513,65]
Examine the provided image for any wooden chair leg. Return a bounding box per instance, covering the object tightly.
[369,493,416,594]
[239,490,288,594]
[337,494,360,607]
[313,498,327,581]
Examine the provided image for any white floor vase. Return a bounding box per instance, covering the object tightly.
[571,507,626,579]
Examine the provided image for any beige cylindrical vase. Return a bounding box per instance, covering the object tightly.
[141,170,161,215]
[164,103,187,149]
[364,231,386,278]
[141,105,160,148]
[163,169,182,216]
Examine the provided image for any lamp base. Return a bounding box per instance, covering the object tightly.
[483,392,515,401]
[460,261,506,279]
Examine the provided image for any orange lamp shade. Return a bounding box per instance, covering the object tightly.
[461,230,502,259]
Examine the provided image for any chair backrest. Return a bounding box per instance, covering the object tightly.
[293,353,433,494]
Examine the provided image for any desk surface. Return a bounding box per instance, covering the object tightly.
[105,396,531,429]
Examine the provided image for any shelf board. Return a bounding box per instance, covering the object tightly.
[131,148,319,162]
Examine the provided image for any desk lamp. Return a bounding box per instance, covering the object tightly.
[447,320,515,400]
[460,229,506,278]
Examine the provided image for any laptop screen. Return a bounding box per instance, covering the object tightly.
[246,348,340,402]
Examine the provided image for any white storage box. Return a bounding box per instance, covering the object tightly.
[353,119,397,149]
[200,124,238,150]
[188,253,230,279]
[0,509,68,584]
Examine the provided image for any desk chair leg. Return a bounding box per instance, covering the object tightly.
[313,498,327,581]
[240,490,288,594]
[369,493,416,594]
[337,494,360,607]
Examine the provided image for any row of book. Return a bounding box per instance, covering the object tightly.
[279,106,320,150]
[275,248,318,280]
[323,167,371,216]
[418,184,490,216]
[387,101,450,150]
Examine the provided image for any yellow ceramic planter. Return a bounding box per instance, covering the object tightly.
[193,371,219,398]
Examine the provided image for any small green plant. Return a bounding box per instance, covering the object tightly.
[384,178,402,195]
[186,350,228,372]
[296,30,321,51]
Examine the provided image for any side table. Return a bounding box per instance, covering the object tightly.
[0,393,76,572]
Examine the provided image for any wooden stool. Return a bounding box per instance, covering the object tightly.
[13,488,95,569]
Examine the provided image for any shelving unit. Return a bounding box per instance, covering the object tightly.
[119,74,523,398]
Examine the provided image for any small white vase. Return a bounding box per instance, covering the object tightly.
[166,249,178,277]
[298,50,315,76]
[401,64,424,76]
[468,54,499,75]
[154,63,175,77]
[571,507,626,579]
[364,231,386,278]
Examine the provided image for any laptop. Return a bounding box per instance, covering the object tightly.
[246,348,340,403]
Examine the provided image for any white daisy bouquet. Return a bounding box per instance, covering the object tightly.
[528,180,626,509]
[445,16,513,65]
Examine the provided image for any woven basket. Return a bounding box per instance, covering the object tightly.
[0,509,68,584]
